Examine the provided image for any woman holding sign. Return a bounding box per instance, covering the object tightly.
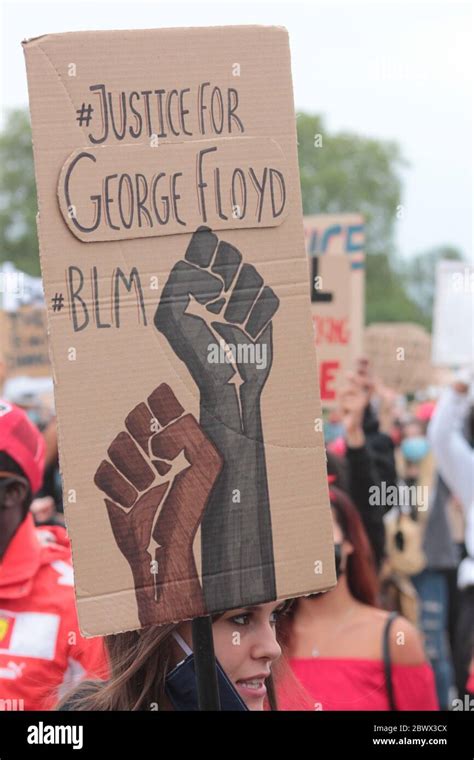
[58,600,291,711]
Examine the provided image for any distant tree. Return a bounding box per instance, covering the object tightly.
[297,113,406,257]
[401,245,465,328]
[366,252,427,326]
[0,109,39,275]
[296,112,425,325]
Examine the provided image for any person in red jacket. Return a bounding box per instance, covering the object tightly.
[0,399,108,710]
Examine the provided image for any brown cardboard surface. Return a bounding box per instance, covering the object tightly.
[303,214,365,408]
[364,322,432,394]
[23,26,335,636]
[0,306,51,378]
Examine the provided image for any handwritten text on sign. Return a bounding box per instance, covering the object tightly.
[58,138,288,242]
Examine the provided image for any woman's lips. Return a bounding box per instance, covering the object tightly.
[235,677,267,699]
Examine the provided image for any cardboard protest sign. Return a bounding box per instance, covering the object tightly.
[0,306,50,378]
[303,214,365,407]
[432,260,474,368]
[23,26,335,636]
[364,322,432,394]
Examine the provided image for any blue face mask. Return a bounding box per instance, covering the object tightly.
[26,409,42,427]
[324,422,345,444]
[401,436,430,463]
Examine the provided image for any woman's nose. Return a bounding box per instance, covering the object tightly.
[251,624,282,662]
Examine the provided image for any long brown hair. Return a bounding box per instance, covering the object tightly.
[329,485,380,606]
[58,614,282,711]
[58,624,175,711]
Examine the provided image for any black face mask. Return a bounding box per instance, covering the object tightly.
[334,543,344,579]
[165,633,248,711]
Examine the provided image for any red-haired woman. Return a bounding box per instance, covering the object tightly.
[277,487,439,710]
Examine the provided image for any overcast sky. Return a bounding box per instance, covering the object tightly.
[1,0,472,261]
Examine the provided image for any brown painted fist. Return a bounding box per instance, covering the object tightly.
[94,383,223,626]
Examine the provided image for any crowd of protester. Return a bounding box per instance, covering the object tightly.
[0,358,472,711]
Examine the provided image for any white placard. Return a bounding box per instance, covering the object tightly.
[432,260,474,367]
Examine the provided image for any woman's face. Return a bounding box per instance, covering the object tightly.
[176,600,284,710]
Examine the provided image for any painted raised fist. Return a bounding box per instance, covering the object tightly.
[154,226,279,432]
[94,383,223,626]
[154,228,279,611]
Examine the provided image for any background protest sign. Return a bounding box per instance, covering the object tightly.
[0,306,50,378]
[432,260,474,368]
[0,261,44,312]
[304,214,365,407]
[24,26,335,636]
[364,322,432,395]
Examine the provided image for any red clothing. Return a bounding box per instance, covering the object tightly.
[0,514,108,710]
[467,664,474,694]
[278,657,439,711]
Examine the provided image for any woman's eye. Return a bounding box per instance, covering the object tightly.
[231,614,250,626]
[270,606,288,624]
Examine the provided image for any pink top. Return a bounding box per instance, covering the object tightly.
[467,666,474,694]
[277,658,439,711]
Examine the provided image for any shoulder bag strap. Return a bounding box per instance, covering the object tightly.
[383,611,398,711]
